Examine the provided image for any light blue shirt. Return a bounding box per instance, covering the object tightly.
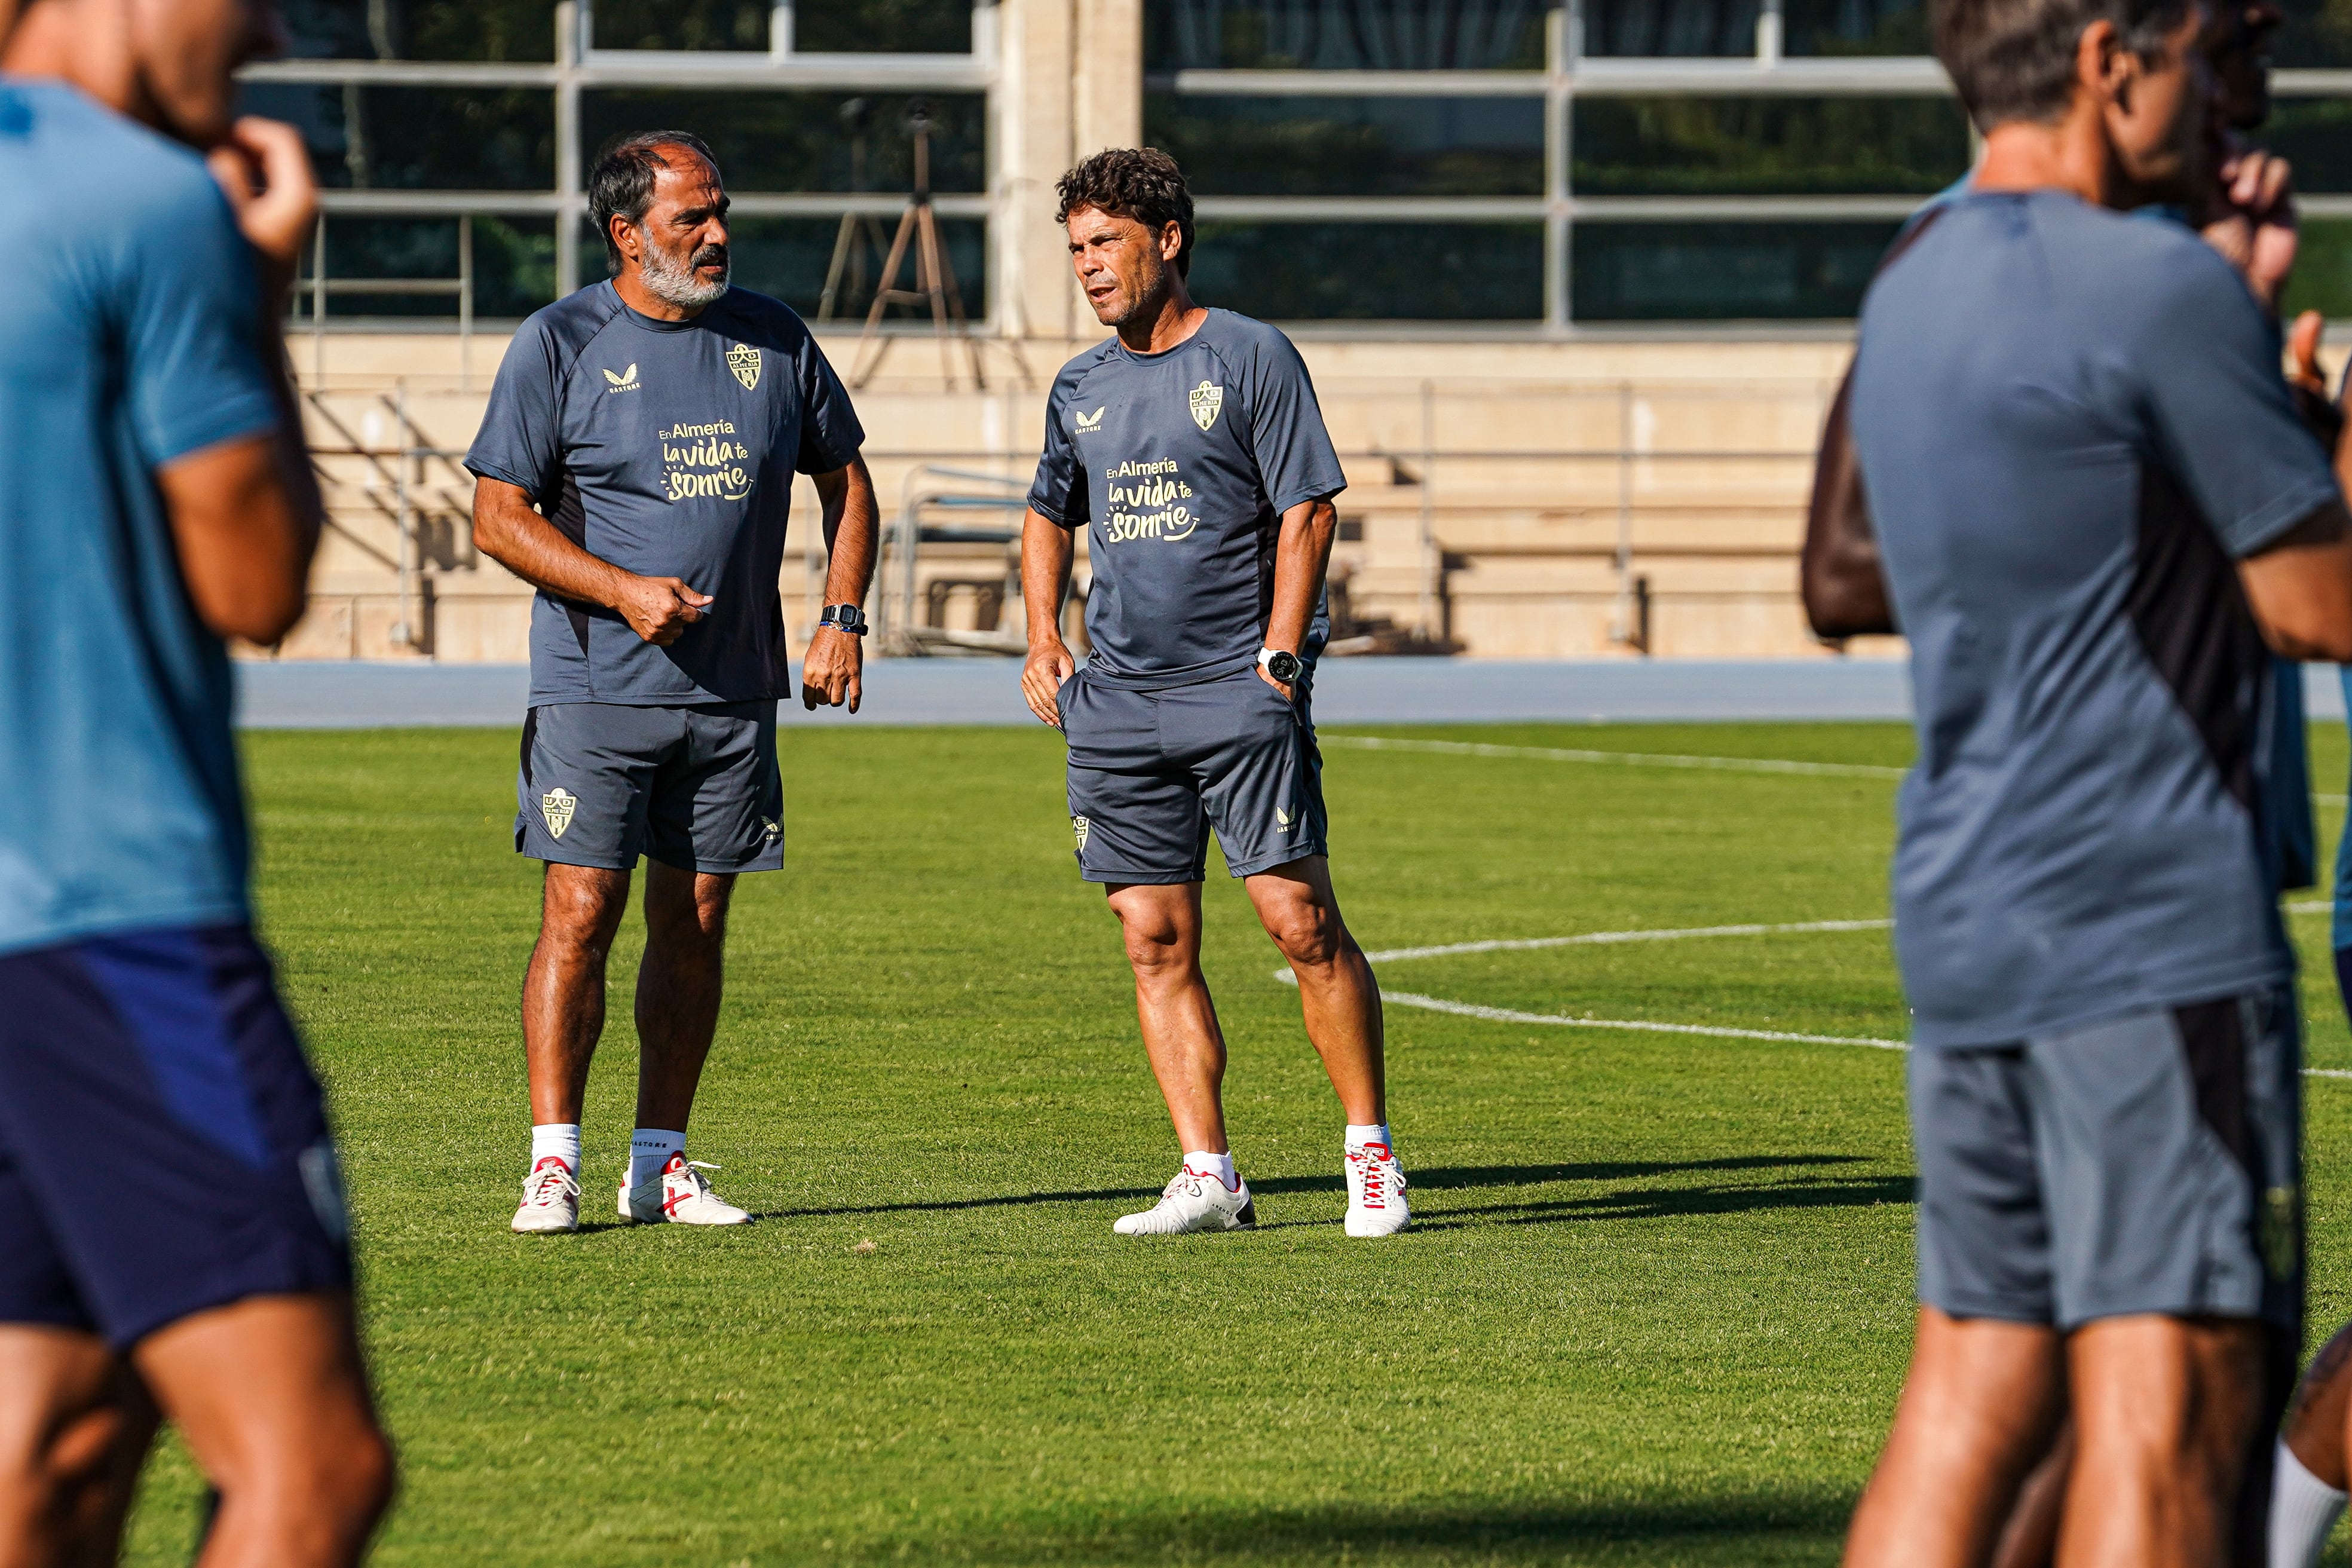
[0,82,280,955]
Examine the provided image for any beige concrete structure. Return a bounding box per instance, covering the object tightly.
[256,0,1889,666]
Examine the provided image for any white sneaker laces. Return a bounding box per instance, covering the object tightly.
[525,1163,580,1206]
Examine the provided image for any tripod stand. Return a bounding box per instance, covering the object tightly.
[816,100,892,324]
[846,102,988,391]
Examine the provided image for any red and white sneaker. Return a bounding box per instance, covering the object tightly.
[1345,1141,1410,1237]
[619,1153,751,1226]
[511,1156,580,1234]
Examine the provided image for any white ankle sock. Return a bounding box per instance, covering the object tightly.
[2271,1440,2347,1568]
[1184,1150,1237,1189]
[1346,1123,1391,1152]
[629,1128,685,1190]
[530,1123,580,1172]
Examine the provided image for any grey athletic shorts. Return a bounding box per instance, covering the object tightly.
[1910,987,2302,1330]
[1061,664,1328,884]
[515,700,783,874]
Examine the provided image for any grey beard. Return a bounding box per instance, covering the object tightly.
[639,242,728,309]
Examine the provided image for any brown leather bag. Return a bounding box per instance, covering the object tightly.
[1800,208,1948,641]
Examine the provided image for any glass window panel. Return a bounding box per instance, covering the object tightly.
[1781,0,1927,56]
[2284,219,2352,318]
[594,0,770,50]
[277,0,555,61]
[305,215,556,320]
[1573,97,1967,195]
[1572,220,1899,319]
[1146,95,1542,196]
[2259,99,2352,191]
[1189,221,1541,318]
[1581,0,1756,56]
[572,215,987,320]
[580,92,984,192]
[1144,0,1547,72]
[797,0,973,54]
[240,84,554,189]
[2276,2,2352,69]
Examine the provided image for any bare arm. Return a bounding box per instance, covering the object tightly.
[470,476,710,646]
[799,455,878,712]
[160,431,319,645]
[1019,509,1077,727]
[2240,501,2352,662]
[163,117,323,646]
[1261,495,1340,697]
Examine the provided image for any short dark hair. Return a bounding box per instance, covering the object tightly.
[588,131,720,274]
[1054,148,1195,277]
[1933,0,2196,130]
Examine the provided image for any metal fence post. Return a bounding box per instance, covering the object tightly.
[457,213,474,389]
[1613,379,1634,648]
[1418,378,1436,638]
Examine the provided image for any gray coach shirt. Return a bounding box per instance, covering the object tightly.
[466,281,864,706]
[1028,309,1348,687]
[1851,191,2339,1048]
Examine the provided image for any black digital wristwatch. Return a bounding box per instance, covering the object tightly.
[820,604,869,637]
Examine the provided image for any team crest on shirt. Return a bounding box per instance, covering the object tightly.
[541,787,578,839]
[1188,381,1223,431]
[727,342,761,391]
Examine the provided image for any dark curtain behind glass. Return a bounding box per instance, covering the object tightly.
[1145,0,1548,72]
[1147,96,1543,194]
[1581,0,1922,56]
[277,0,554,60]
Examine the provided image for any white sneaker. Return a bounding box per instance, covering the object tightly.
[512,1156,580,1234]
[1113,1163,1257,1236]
[1345,1141,1410,1237]
[619,1153,752,1226]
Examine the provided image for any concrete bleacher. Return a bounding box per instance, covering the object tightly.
[261,329,1891,664]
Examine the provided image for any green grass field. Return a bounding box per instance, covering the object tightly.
[115,718,2352,1566]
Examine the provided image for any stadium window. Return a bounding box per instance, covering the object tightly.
[682,215,989,318]
[1572,97,1967,196]
[593,0,773,51]
[1144,96,1544,197]
[578,91,987,194]
[1191,221,1544,320]
[276,0,555,61]
[1571,220,1901,321]
[2262,99,2352,191]
[795,0,976,54]
[2276,1,2352,68]
[2286,221,2352,320]
[1780,0,1927,56]
[1579,0,1759,56]
[1144,0,1549,72]
[305,215,559,320]
[239,82,557,191]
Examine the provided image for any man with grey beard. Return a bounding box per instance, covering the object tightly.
[467,130,879,1233]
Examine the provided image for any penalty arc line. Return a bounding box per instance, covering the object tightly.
[1323,734,2352,807]
[1275,909,2352,1079]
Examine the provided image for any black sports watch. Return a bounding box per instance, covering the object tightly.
[1258,647,1301,684]
[819,604,869,637]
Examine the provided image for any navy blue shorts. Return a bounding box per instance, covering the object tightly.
[0,924,352,1349]
[1061,664,1330,884]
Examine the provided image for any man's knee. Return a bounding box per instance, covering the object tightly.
[645,866,733,950]
[1111,899,1197,979]
[223,1415,394,1560]
[1260,893,1345,969]
[539,866,629,952]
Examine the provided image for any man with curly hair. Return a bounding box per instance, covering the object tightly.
[1019,148,1405,1238]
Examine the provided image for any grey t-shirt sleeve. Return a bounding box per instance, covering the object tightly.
[1239,331,1347,514]
[465,317,565,502]
[1027,368,1090,528]
[2134,250,2339,558]
[793,332,864,474]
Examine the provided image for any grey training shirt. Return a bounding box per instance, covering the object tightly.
[466,281,864,706]
[1851,191,2339,1048]
[1029,309,1348,687]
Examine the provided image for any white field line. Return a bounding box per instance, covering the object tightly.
[1322,733,2352,806]
[1279,911,2352,1078]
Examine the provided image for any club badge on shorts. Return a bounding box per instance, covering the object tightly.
[1073,814,1091,852]
[1189,381,1223,431]
[727,342,761,391]
[541,786,578,839]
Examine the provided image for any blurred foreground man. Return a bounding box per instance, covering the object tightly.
[0,1,394,1564]
[1841,2,2352,1564]
[468,131,877,1234]
[1019,149,1405,1238]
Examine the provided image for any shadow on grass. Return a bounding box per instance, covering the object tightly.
[818,1491,1855,1565]
[754,1154,1876,1222]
